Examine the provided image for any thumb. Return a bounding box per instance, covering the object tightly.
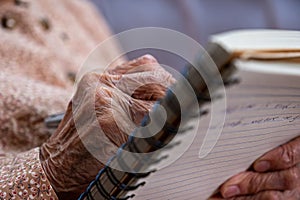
[254,136,300,172]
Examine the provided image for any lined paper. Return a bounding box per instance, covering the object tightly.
[133,66,300,200]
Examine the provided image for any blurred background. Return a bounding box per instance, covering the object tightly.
[92,0,300,70]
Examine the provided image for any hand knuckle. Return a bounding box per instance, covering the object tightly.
[247,172,262,193]
[280,144,296,167]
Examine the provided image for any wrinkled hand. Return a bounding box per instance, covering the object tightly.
[40,55,175,199]
[210,136,300,200]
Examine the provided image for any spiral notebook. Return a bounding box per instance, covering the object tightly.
[79,30,300,200]
[131,63,300,199]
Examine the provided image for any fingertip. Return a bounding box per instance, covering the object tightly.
[141,54,157,61]
[219,172,250,198]
[254,160,271,172]
[221,185,240,198]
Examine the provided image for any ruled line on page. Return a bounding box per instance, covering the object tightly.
[156,127,300,174]
[137,142,292,199]
[134,70,300,200]
[138,134,297,194]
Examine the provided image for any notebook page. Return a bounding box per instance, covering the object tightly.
[210,29,300,52]
[133,67,300,200]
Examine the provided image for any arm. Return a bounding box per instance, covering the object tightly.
[0,55,174,200]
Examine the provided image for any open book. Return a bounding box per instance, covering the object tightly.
[78,29,300,200]
[129,30,300,199]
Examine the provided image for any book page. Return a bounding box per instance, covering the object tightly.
[210,29,300,52]
[134,66,300,199]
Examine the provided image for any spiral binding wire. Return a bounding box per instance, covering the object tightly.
[76,43,236,200]
[78,124,187,200]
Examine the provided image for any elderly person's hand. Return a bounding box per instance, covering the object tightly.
[209,136,300,200]
[39,55,175,199]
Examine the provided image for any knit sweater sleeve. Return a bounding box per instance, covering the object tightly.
[0,148,58,200]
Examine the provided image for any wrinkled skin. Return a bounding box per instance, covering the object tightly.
[40,55,175,199]
[209,135,300,200]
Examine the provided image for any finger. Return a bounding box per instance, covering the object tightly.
[253,136,300,172]
[106,54,175,100]
[115,68,175,101]
[103,87,154,125]
[209,191,285,200]
[108,54,159,75]
[129,98,154,124]
[228,191,285,200]
[220,166,300,198]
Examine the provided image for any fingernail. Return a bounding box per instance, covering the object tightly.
[223,185,240,198]
[255,160,270,172]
